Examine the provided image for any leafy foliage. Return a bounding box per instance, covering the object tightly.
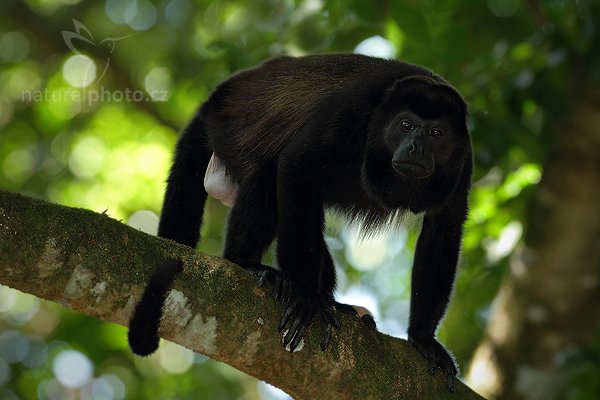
[0,0,598,399]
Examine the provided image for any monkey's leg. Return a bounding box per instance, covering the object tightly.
[221,169,296,303]
[222,168,279,274]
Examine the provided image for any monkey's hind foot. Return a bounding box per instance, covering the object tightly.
[278,291,341,352]
[245,264,294,304]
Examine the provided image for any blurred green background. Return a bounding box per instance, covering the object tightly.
[0,0,598,399]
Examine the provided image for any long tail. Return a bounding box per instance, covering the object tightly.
[128,259,183,355]
[128,112,212,356]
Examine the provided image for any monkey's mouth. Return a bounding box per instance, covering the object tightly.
[392,161,433,179]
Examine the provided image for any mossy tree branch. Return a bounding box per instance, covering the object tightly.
[0,190,483,400]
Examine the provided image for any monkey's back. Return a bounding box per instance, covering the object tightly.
[201,54,434,178]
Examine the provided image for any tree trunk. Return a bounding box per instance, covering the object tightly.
[467,91,600,399]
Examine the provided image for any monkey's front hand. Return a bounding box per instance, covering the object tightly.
[278,289,341,352]
[408,333,458,392]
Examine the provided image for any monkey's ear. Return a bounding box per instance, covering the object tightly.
[383,76,426,103]
[385,75,438,98]
[383,79,401,100]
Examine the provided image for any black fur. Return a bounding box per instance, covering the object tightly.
[128,259,183,356]
[128,54,472,390]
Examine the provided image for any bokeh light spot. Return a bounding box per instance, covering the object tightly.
[2,149,35,184]
[128,210,159,235]
[345,228,389,271]
[0,31,30,63]
[63,55,96,87]
[68,136,107,179]
[125,0,157,31]
[52,350,93,388]
[145,67,171,101]
[354,36,397,59]
[0,358,10,387]
[487,0,520,17]
[158,342,193,374]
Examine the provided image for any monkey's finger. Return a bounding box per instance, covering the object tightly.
[283,315,303,348]
[320,322,332,351]
[278,302,297,332]
[257,269,271,288]
[317,307,334,329]
[289,315,309,351]
[361,314,377,329]
[277,278,287,304]
[322,307,341,330]
[428,358,437,375]
[447,375,456,393]
[284,308,307,347]
[443,359,458,392]
[282,327,294,348]
[332,301,357,316]
[282,280,292,305]
[274,276,283,302]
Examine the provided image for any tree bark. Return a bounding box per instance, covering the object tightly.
[466,91,600,399]
[0,190,483,400]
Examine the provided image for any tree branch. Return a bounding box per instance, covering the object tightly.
[0,190,483,400]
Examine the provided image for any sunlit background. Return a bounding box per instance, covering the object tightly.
[1,0,598,399]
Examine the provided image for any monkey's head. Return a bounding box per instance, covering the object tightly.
[364,75,470,209]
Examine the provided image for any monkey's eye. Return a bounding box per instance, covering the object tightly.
[400,119,414,131]
[429,128,443,138]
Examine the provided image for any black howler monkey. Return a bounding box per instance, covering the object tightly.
[128,53,472,391]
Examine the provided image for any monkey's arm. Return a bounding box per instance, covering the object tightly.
[407,173,470,392]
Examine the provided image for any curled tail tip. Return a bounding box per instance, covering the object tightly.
[128,300,161,356]
[128,328,159,356]
[128,258,184,356]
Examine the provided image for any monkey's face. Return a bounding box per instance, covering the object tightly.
[384,110,455,180]
[362,77,469,210]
